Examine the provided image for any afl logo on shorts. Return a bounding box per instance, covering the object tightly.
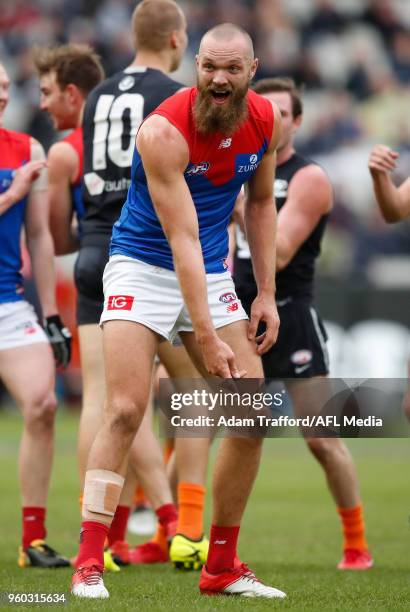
[219,292,237,304]
[107,295,134,311]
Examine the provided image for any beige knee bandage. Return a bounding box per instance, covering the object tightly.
[82,469,124,524]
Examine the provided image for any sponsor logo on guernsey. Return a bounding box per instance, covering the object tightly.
[219,292,237,304]
[274,179,288,198]
[236,152,261,174]
[218,137,232,149]
[185,161,210,177]
[84,172,105,196]
[118,75,135,91]
[107,295,135,311]
[84,173,130,195]
[290,349,313,365]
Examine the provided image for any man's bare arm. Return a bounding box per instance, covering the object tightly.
[276,164,332,270]
[48,142,80,255]
[368,144,410,223]
[137,115,242,377]
[244,103,282,353]
[25,188,58,317]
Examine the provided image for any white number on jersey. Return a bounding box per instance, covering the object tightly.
[92,93,144,170]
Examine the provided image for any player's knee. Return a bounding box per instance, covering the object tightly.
[24,391,57,432]
[229,436,263,453]
[307,437,346,464]
[108,397,143,436]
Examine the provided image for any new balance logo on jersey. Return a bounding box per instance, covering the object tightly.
[107,295,134,310]
[218,138,232,149]
[214,540,227,545]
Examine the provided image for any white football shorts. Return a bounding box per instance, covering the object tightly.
[100,255,248,342]
[0,301,48,351]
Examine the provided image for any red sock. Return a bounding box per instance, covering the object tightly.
[338,504,368,551]
[108,505,130,546]
[156,503,178,539]
[76,521,109,569]
[22,507,46,549]
[206,525,240,574]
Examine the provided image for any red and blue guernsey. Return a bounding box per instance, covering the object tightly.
[62,126,84,222]
[0,128,32,303]
[110,87,274,273]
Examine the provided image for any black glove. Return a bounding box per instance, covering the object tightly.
[44,315,72,368]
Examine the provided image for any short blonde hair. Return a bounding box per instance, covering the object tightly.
[132,0,184,52]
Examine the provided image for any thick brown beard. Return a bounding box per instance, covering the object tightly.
[193,83,249,135]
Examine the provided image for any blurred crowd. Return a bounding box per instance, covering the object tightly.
[1,0,410,283]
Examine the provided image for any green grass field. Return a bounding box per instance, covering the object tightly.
[0,409,409,611]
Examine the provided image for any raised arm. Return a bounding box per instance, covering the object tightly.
[276,164,332,270]
[368,144,410,223]
[244,103,282,354]
[47,141,80,255]
[137,115,242,378]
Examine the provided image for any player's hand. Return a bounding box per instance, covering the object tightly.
[368,145,399,175]
[248,294,280,355]
[199,333,246,378]
[8,161,46,203]
[44,315,72,368]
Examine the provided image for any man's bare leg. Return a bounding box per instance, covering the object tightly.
[157,341,211,567]
[74,320,178,576]
[290,379,371,568]
[77,325,106,485]
[0,343,59,555]
[180,319,264,572]
[77,324,175,564]
[129,407,174,508]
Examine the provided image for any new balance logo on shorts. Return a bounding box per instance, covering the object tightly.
[227,303,239,313]
[107,295,134,310]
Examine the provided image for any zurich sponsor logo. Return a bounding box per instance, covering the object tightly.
[219,291,237,304]
[236,152,260,174]
[185,161,210,177]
